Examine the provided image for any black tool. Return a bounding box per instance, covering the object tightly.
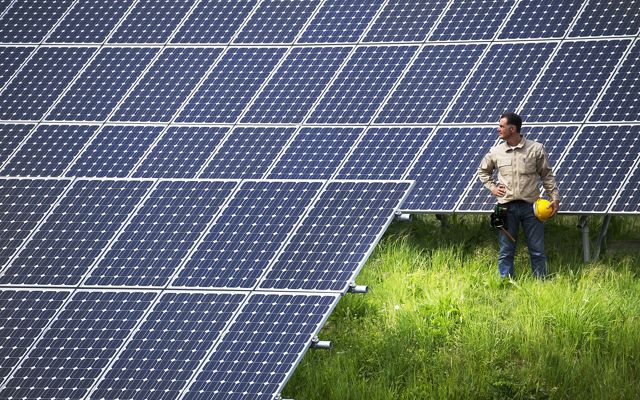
[490,204,516,243]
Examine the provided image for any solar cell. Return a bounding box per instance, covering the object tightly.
[0,178,69,266]
[112,48,223,122]
[173,180,323,289]
[402,127,496,212]
[46,47,159,121]
[364,0,449,42]
[0,47,33,88]
[0,47,95,120]
[611,159,640,213]
[376,44,486,124]
[132,126,229,179]
[172,0,258,44]
[0,290,156,400]
[430,0,515,41]
[0,0,11,15]
[108,0,197,43]
[259,181,413,291]
[241,46,351,124]
[308,45,418,124]
[445,42,556,123]
[0,290,69,383]
[267,127,363,179]
[554,125,640,213]
[183,293,338,400]
[336,127,433,179]
[590,40,640,122]
[177,47,287,123]
[199,127,296,179]
[0,179,153,285]
[498,0,582,39]
[234,0,321,43]
[298,0,384,43]
[521,39,631,123]
[85,180,238,287]
[90,291,246,400]
[569,0,640,37]
[456,126,578,212]
[0,123,33,166]
[46,0,135,43]
[66,125,164,178]
[0,0,73,43]
[0,124,97,177]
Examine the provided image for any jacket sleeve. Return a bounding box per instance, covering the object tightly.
[537,148,560,202]
[477,152,496,191]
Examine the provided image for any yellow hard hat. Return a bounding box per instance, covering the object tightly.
[533,198,554,222]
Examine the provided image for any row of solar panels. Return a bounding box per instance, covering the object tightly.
[1,38,638,124]
[2,124,639,213]
[0,288,338,400]
[1,0,638,44]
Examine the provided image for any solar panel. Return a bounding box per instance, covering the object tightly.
[0,0,74,43]
[308,45,418,124]
[0,47,32,88]
[590,40,640,122]
[498,0,583,39]
[267,127,363,179]
[569,0,640,37]
[0,123,33,165]
[84,180,238,288]
[521,39,631,123]
[364,0,449,42]
[430,0,515,41]
[611,158,640,213]
[298,0,384,43]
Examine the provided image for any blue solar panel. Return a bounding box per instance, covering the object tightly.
[0,123,33,165]
[0,178,69,266]
[112,48,222,122]
[234,0,320,43]
[456,126,578,212]
[0,290,156,400]
[590,40,640,122]
[259,181,413,291]
[172,0,258,43]
[267,127,363,179]
[554,125,640,213]
[611,159,640,213]
[108,0,196,43]
[85,180,238,287]
[133,126,229,179]
[308,45,418,124]
[376,44,486,124]
[364,0,449,42]
[241,46,351,123]
[430,0,515,41]
[521,39,631,123]
[90,291,246,400]
[173,180,323,289]
[0,179,152,285]
[47,47,158,121]
[298,0,384,43]
[66,125,164,178]
[0,290,70,383]
[445,42,556,123]
[498,0,582,39]
[336,127,432,179]
[0,47,32,88]
[569,0,640,37]
[0,0,11,14]
[200,127,296,179]
[0,0,73,43]
[177,47,287,123]
[0,47,95,120]
[183,293,338,400]
[0,124,97,177]
[402,127,496,212]
[46,0,135,43]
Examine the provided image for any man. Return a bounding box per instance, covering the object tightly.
[478,112,560,279]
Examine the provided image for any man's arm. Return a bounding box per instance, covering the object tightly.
[478,152,505,197]
[538,148,560,215]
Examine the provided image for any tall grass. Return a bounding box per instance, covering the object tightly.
[284,215,640,399]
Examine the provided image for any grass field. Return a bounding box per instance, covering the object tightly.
[283,214,640,399]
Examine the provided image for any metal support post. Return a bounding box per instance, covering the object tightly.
[577,215,590,262]
[593,215,612,261]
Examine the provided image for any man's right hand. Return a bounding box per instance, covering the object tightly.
[491,184,506,197]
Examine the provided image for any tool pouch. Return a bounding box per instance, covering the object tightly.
[490,204,508,230]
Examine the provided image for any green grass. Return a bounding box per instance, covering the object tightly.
[283,215,640,399]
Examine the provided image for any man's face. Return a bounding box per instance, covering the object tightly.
[497,117,516,140]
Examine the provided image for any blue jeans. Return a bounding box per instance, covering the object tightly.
[498,200,547,279]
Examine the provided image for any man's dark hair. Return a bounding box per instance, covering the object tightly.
[500,112,522,133]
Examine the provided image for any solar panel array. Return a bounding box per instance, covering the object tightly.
[1,0,640,398]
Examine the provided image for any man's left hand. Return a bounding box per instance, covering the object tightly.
[547,199,560,217]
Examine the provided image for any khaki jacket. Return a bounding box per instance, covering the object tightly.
[478,137,560,204]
